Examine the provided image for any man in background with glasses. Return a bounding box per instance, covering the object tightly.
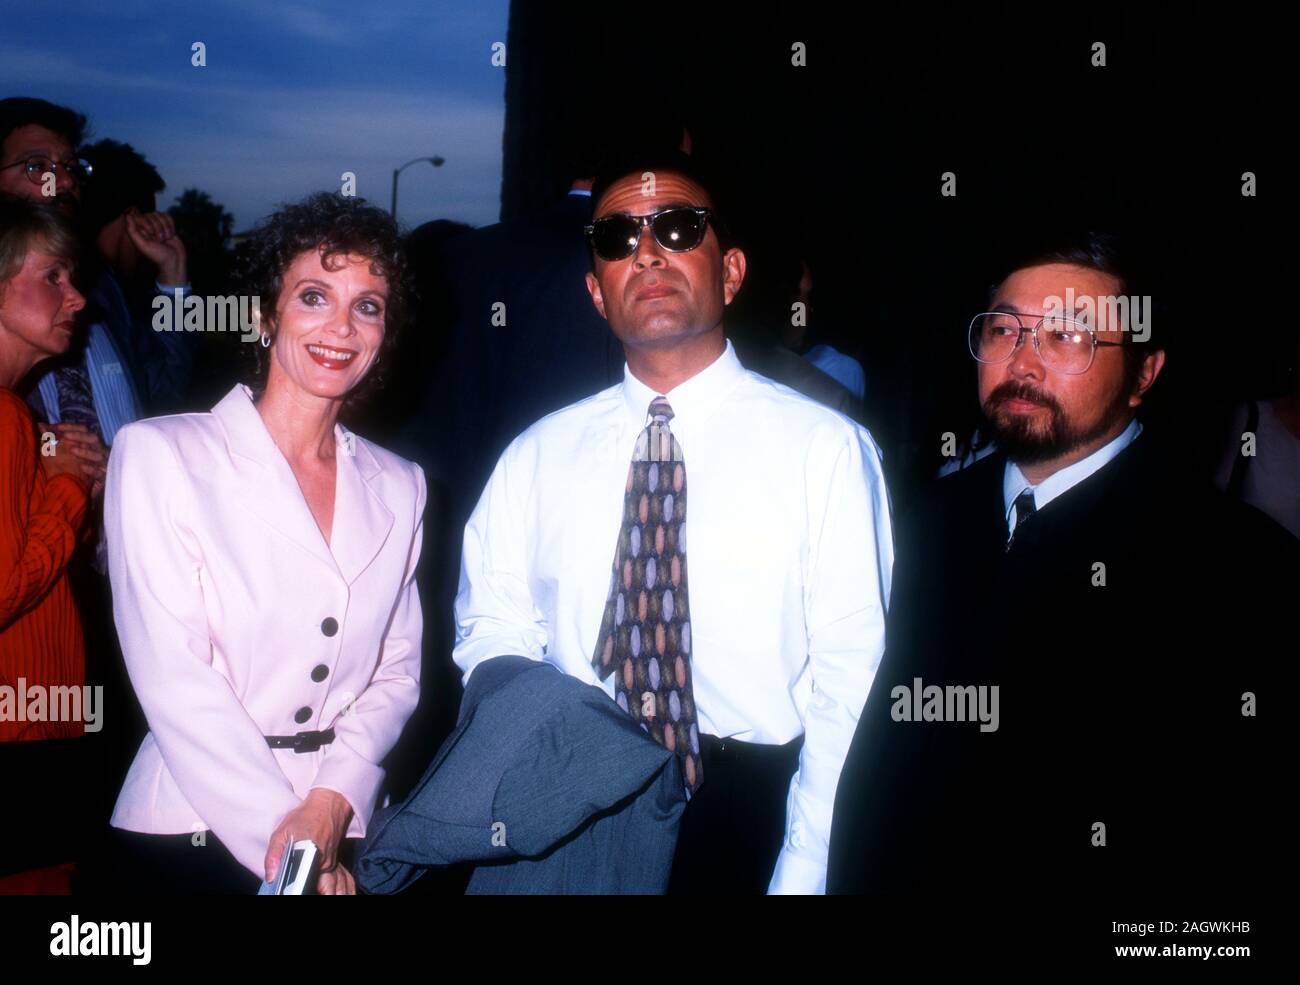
[0,102,89,217]
[828,230,1297,895]
[453,149,894,894]
[1,99,196,439]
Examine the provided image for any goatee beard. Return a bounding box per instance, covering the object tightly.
[981,381,1129,466]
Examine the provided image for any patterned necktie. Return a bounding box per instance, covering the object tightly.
[54,360,103,442]
[1006,488,1036,551]
[592,396,702,796]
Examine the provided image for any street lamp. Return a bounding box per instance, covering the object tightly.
[391,155,445,219]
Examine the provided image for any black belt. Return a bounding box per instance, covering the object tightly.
[265,728,335,754]
[699,733,804,764]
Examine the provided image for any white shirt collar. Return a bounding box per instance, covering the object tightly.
[619,338,746,433]
[1003,417,1142,531]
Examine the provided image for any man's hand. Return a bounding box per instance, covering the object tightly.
[125,209,188,286]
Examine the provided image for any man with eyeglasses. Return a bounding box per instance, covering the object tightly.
[827,230,1297,895]
[1,99,196,423]
[453,149,894,894]
[0,98,89,216]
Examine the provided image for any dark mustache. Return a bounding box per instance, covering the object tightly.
[986,381,1062,416]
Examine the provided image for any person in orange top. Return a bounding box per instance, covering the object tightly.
[0,196,107,892]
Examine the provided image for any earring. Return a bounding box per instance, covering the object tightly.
[260,332,271,348]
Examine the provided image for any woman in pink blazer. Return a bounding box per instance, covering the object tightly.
[101,194,425,895]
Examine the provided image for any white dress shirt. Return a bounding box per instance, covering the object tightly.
[454,339,894,894]
[1004,417,1143,531]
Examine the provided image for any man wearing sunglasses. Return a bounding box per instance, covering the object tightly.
[454,150,894,894]
[828,231,1297,895]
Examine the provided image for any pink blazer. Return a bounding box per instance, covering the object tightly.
[104,384,426,877]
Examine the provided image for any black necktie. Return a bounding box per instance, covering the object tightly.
[1006,489,1036,551]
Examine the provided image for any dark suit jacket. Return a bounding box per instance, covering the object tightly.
[401,194,623,523]
[385,195,625,798]
[828,431,1296,895]
[356,656,686,895]
[730,331,863,423]
[94,267,193,415]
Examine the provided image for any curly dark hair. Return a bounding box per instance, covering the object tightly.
[230,192,410,411]
[0,96,88,150]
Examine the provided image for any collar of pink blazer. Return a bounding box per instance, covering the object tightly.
[211,384,396,586]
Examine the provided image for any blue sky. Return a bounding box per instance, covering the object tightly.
[1,0,509,232]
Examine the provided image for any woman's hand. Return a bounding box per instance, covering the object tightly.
[264,787,355,888]
[50,423,108,500]
[37,423,93,494]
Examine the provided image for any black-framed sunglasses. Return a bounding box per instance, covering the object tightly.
[0,154,93,185]
[585,206,712,262]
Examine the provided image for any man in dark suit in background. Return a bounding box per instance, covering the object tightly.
[68,138,196,418]
[726,246,863,424]
[389,143,625,811]
[405,169,623,525]
[828,231,1295,896]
